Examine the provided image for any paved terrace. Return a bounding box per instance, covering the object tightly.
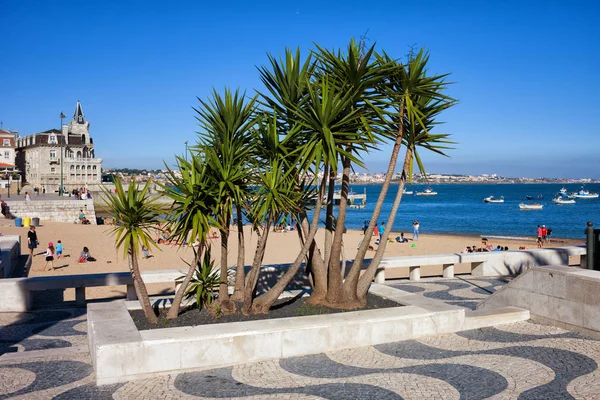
[1,277,599,399]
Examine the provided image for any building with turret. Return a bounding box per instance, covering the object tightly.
[15,101,103,192]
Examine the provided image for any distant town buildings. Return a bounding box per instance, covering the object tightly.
[15,101,103,192]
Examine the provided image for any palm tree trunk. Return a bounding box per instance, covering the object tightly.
[323,171,335,267]
[250,174,327,313]
[299,213,328,303]
[241,219,272,314]
[357,147,412,298]
[344,105,405,294]
[231,204,245,301]
[325,157,352,306]
[167,245,202,319]
[218,226,235,312]
[129,242,157,323]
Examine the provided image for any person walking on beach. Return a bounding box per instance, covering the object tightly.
[44,242,55,271]
[380,222,385,240]
[78,209,85,224]
[547,227,553,242]
[541,225,547,243]
[536,225,542,242]
[373,222,379,238]
[27,226,38,256]
[412,220,420,241]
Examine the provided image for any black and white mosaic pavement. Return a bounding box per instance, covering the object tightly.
[390,276,512,310]
[2,304,600,399]
[0,277,596,399]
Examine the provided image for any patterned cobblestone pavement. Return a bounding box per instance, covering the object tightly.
[2,278,600,399]
[390,276,512,310]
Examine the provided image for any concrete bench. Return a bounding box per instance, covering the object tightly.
[0,269,186,311]
[374,246,586,283]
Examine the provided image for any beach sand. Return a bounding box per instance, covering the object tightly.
[0,220,583,301]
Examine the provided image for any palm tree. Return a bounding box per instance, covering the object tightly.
[356,92,456,299]
[194,88,258,310]
[344,48,456,300]
[102,177,161,323]
[160,154,221,319]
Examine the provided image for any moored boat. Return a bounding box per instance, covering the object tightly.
[484,196,504,203]
[519,203,543,210]
[573,187,599,199]
[416,187,437,196]
[402,189,413,195]
[553,197,576,205]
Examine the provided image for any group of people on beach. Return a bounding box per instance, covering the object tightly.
[464,238,509,253]
[26,226,94,271]
[363,220,420,242]
[536,225,552,248]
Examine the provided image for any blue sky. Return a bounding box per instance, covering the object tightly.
[1,0,599,178]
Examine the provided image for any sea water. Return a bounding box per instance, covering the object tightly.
[310,183,599,240]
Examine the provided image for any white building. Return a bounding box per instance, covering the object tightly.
[15,101,103,192]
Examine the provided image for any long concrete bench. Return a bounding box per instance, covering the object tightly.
[0,269,186,311]
[375,246,586,283]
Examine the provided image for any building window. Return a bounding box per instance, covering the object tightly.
[51,167,56,173]
[70,165,74,171]
[3,151,9,159]
[50,150,57,160]
[92,165,97,170]
[48,134,58,144]
[3,139,9,146]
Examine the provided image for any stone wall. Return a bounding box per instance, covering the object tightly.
[4,199,97,224]
[479,265,600,337]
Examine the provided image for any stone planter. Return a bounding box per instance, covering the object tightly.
[88,284,469,385]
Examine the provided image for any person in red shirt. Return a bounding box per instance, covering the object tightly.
[542,225,548,242]
[537,225,543,241]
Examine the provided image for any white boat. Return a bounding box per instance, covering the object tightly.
[519,203,543,210]
[484,196,504,203]
[573,188,599,199]
[402,189,413,195]
[559,187,568,195]
[553,197,576,205]
[416,188,437,196]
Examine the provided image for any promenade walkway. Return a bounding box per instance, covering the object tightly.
[1,277,599,399]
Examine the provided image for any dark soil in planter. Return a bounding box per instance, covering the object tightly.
[130,293,401,331]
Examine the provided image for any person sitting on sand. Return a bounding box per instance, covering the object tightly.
[142,245,151,259]
[78,246,96,263]
[44,242,55,271]
[395,233,407,243]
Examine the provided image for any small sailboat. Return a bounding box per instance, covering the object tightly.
[553,197,576,205]
[519,203,543,210]
[402,189,413,195]
[484,195,504,203]
[416,187,437,196]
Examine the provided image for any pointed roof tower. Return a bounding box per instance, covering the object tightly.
[73,101,86,124]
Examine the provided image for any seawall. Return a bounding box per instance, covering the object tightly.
[4,199,97,224]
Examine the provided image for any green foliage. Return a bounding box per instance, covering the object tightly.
[159,155,220,246]
[178,247,226,310]
[101,177,161,259]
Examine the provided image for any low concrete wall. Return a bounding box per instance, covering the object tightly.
[0,235,21,278]
[4,199,97,224]
[479,265,600,336]
[376,246,585,282]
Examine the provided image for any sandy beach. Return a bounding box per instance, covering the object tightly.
[0,219,583,301]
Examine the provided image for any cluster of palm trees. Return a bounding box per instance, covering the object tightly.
[104,39,457,323]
